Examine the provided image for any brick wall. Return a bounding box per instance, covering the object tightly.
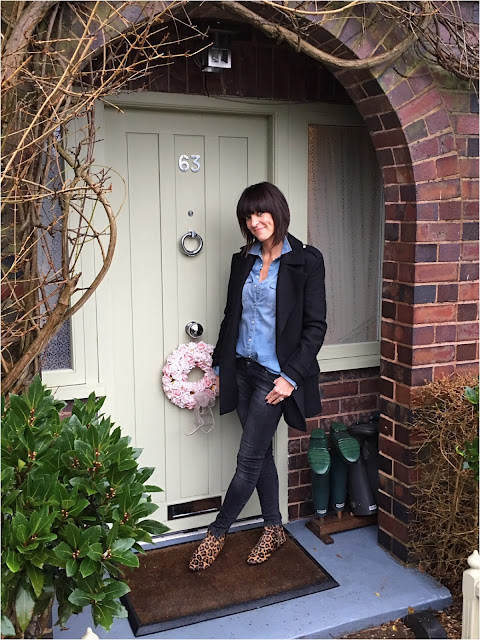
[374,72,479,561]
[287,368,380,520]
[325,11,479,562]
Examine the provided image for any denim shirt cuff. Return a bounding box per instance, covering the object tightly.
[280,372,297,390]
[213,366,220,376]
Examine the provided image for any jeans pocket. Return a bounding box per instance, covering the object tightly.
[263,368,278,385]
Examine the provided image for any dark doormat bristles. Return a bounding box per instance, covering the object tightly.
[122,527,339,636]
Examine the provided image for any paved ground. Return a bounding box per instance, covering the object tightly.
[53,521,452,639]
[342,590,462,639]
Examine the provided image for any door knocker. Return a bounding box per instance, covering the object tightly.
[180,230,203,256]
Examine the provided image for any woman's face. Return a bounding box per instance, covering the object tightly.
[245,211,275,244]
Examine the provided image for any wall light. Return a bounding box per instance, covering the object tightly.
[202,30,232,72]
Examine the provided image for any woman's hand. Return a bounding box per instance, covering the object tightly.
[215,375,220,394]
[266,377,294,405]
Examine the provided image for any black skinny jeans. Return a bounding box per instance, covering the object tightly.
[209,358,283,538]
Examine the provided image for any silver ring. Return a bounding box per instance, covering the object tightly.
[180,230,203,256]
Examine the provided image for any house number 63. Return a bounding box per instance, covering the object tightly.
[178,154,201,173]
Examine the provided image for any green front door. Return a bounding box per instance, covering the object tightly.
[104,106,271,531]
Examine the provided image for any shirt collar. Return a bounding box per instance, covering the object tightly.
[249,237,292,259]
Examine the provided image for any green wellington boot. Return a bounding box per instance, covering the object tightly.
[308,429,331,518]
[329,449,348,518]
[307,428,331,475]
[330,422,361,464]
[311,472,330,518]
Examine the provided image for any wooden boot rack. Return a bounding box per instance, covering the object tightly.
[307,511,377,545]
[306,420,380,544]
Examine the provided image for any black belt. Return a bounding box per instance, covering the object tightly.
[237,357,278,375]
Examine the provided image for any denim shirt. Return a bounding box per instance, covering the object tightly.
[214,237,297,389]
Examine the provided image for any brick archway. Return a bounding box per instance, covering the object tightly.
[85,2,478,562]
[311,13,477,561]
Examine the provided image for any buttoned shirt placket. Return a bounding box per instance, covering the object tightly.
[247,257,264,358]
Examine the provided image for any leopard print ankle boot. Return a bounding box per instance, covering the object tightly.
[247,525,287,565]
[188,530,226,571]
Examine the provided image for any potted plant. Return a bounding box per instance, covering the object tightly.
[1,376,168,638]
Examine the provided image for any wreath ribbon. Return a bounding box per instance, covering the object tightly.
[186,389,216,436]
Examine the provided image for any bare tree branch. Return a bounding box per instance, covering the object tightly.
[54,141,117,323]
[1,1,56,88]
[217,1,434,70]
[1,1,206,395]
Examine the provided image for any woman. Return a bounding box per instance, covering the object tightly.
[189,181,327,571]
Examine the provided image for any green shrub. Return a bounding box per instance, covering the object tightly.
[456,385,479,481]
[1,376,168,638]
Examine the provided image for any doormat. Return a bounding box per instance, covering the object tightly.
[122,527,339,636]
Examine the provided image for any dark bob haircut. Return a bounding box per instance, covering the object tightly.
[236,182,290,254]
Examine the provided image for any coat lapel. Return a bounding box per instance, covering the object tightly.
[276,234,306,336]
[231,252,256,311]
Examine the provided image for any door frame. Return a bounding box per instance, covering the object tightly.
[93,92,363,528]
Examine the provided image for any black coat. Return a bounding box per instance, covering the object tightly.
[212,233,327,432]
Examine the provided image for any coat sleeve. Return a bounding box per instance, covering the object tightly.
[212,254,236,368]
[281,249,327,383]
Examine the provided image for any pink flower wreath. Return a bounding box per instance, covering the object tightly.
[162,341,218,410]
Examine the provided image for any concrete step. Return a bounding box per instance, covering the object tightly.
[53,523,451,640]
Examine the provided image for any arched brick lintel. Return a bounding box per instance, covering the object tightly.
[335,64,459,199]
[83,1,461,241]
[84,3,460,216]
[84,2,461,222]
